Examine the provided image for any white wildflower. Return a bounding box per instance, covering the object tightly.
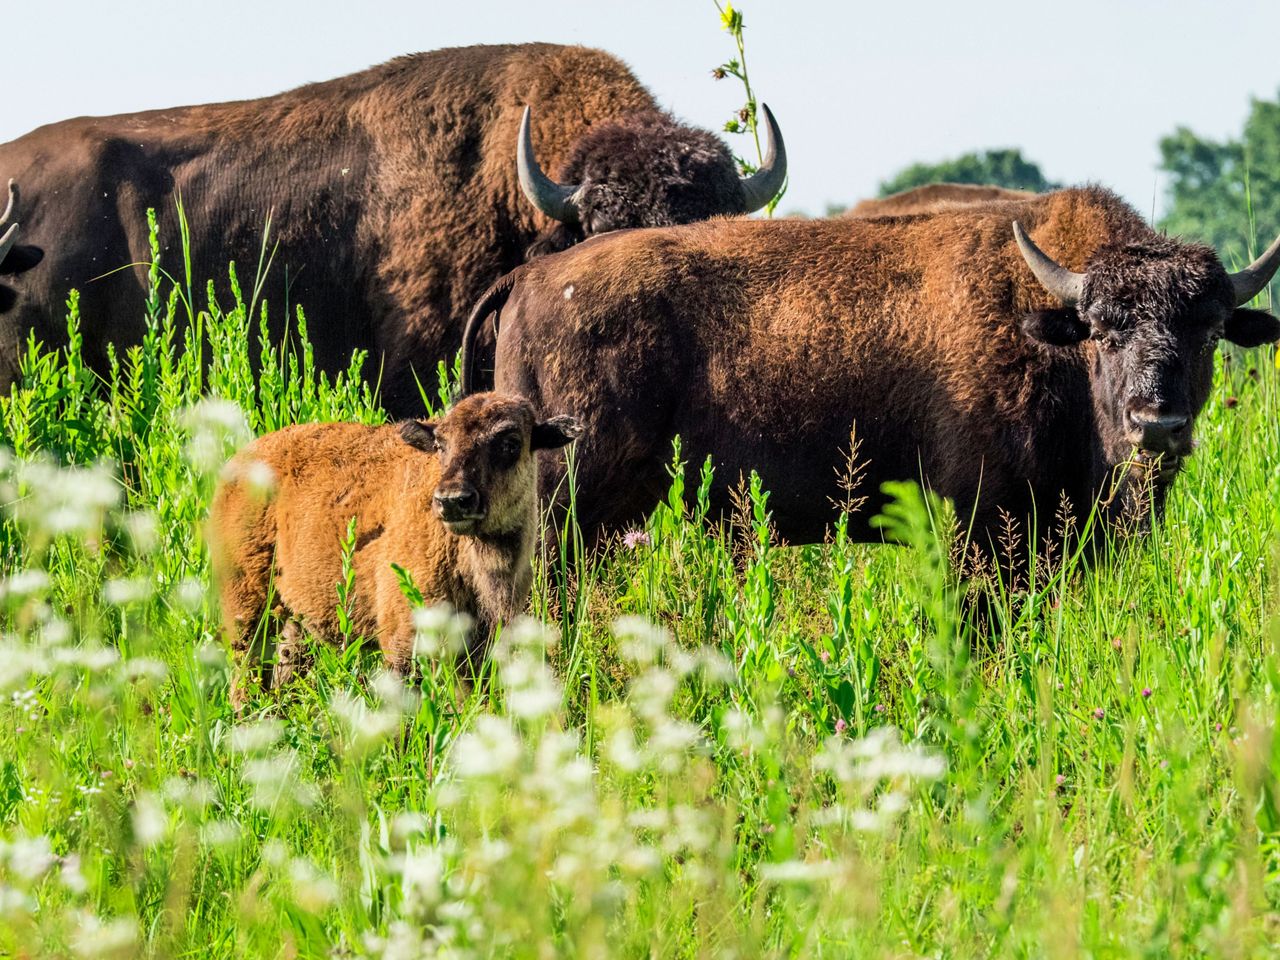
[502,651,562,719]
[613,616,670,665]
[289,857,339,912]
[70,912,138,958]
[605,726,644,773]
[398,845,446,910]
[60,853,88,894]
[120,510,160,553]
[102,577,152,606]
[410,603,470,661]
[630,667,679,724]
[452,715,522,779]
[2,834,55,879]
[181,397,251,472]
[0,569,49,599]
[645,718,704,772]
[200,820,243,851]
[242,749,317,810]
[391,812,429,843]
[173,578,206,614]
[229,719,284,755]
[619,844,662,877]
[330,690,402,748]
[121,657,168,682]
[131,793,167,848]
[760,859,842,883]
[242,458,277,493]
[11,459,120,539]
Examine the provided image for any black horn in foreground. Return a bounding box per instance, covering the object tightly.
[1013,221,1085,306]
[516,106,582,224]
[738,104,787,213]
[1229,231,1280,306]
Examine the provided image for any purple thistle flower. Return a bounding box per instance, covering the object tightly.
[834,718,847,735]
[1055,774,1065,786]
[1141,687,1152,699]
[622,529,652,551]
[1093,707,1105,720]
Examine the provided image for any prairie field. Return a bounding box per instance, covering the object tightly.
[0,209,1277,960]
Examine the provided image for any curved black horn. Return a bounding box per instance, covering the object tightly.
[516,106,581,224]
[0,180,16,229]
[1229,231,1280,306]
[1013,221,1085,306]
[0,223,18,264]
[739,104,788,213]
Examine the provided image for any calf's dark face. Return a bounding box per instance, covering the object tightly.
[399,396,582,536]
[1022,240,1280,475]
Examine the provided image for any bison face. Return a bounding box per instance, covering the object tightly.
[400,394,582,537]
[1015,222,1280,479]
[518,105,787,258]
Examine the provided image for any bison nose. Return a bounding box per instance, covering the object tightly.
[433,486,482,522]
[1125,404,1190,453]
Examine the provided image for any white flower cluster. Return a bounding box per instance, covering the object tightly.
[813,726,947,833]
[4,458,120,542]
[179,397,251,473]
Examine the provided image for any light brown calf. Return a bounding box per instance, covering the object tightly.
[209,392,581,693]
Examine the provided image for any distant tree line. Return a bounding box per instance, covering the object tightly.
[876,148,1059,196]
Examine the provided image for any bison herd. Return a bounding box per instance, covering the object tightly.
[1,43,1277,684]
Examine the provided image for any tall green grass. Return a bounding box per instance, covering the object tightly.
[0,207,1278,958]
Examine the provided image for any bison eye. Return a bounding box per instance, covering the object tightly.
[1095,330,1124,352]
[491,433,522,467]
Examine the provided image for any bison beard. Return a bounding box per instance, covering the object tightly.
[0,43,783,415]
[471,186,1280,571]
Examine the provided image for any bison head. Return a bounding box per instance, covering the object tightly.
[1015,221,1280,481]
[518,104,786,257]
[400,392,582,536]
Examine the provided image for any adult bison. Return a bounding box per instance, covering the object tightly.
[0,43,785,414]
[846,183,1035,218]
[463,186,1280,556]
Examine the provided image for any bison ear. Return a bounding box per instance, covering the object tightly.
[0,244,43,275]
[399,419,438,452]
[531,415,584,450]
[1021,308,1089,346]
[1223,307,1280,347]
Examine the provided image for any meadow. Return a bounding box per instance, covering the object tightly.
[0,197,1276,960]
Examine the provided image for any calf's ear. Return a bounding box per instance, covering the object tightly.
[399,419,438,452]
[1224,308,1280,347]
[1022,308,1089,346]
[531,415,584,450]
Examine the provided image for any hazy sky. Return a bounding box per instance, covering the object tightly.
[4,1,1279,219]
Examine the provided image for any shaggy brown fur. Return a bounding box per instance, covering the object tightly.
[847,183,1036,218]
[468,187,1280,555]
[0,44,755,415]
[209,392,580,694]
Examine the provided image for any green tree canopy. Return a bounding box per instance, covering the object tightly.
[877,148,1058,197]
[1159,90,1280,291]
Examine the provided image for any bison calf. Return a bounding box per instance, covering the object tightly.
[210,393,581,693]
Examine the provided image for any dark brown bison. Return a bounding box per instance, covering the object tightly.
[462,187,1280,557]
[0,43,784,415]
[209,391,581,695]
[846,183,1036,218]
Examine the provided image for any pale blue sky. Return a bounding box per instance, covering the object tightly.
[4,1,1279,219]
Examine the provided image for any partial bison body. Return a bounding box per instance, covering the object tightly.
[466,187,1280,554]
[0,43,784,414]
[209,392,580,692]
[847,183,1036,218]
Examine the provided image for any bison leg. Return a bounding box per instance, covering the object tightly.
[270,616,312,690]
